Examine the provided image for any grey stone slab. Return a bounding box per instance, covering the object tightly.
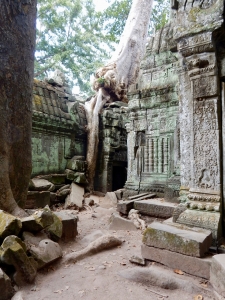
[54,210,78,242]
[128,193,149,200]
[134,199,177,218]
[142,244,211,279]
[143,221,212,257]
[109,213,137,231]
[117,200,134,214]
[65,183,84,208]
[210,254,225,298]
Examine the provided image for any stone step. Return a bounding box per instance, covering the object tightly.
[117,194,156,214]
[143,221,212,257]
[134,199,177,218]
[128,193,149,200]
[210,254,225,298]
[141,244,212,279]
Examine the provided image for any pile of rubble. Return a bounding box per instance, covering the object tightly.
[0,207,78,299]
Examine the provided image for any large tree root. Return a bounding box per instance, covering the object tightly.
[61,235,123,265]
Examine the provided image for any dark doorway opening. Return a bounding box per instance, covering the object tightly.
[112,164,127,191]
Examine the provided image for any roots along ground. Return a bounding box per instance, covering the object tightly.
[18,197,216,300]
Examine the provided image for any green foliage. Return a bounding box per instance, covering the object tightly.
[36,0,110,94]
[36,0,170,94]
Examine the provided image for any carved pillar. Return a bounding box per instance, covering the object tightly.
[144,138,149,173]
[176,33,222,244]
[153,138,158,173]
[149,138,154,173]
[158,138,163,173]
[163,137,169,173]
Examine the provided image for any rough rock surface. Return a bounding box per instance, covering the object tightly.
[100,192,118,208]
[210,254,225,298]
[0,268,14,300]
[142,244,211,279]
[65,183,84,208]
[109,213,137,231]
[134,199,177,218]
[45,213,63,242]
[29,239,62,269]
[143,222,212,257]
[1,235,37,285]
[29,178,54,191]
[21,208,54,233]
[54,210,78,242]
[0,211,22,240]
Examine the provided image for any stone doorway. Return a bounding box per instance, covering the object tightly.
[112,163,127,191]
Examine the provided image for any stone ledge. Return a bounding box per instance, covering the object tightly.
[141,244,211,279]
[134,199,177,218]
[143,221,212,257]
[210,254,225,298]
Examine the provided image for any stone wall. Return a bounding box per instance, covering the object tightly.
[31,78,86,176]
[126,22,180,199]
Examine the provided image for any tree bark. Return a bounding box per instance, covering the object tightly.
[84,0,153,192]
[0,1,37,216]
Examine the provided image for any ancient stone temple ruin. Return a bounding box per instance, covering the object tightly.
[29,0,225,248]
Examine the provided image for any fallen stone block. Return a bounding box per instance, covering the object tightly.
[29,178,54,192]
[11,291,24,300]
[49,174,66,185]
[1,236,37,285]
[117,200,134,214]
[65,169,76,181]
[66,157,86,172]
[109,213,137,231]
[0,268,14,300]
[129,255,146,266]
[73,172,87,184]
[26,191,50,209]
[29,239,62,269]
[210,254,225,298]
[54,210,78,242]
[45,213,62,242]
[62,234,122,264]
[100,192,118,208]
[21,207,54,233]
[0,211,22,240]
[118,194,156,215]
[142,244,211,279]
[114,189,124,200]
[143,222,212,257]
[134,199,177,218]
[65,183,84,208]
[57,188,70,201]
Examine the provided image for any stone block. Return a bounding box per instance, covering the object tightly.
[109,213,137,231]
[100,192,118,208]
[66,157,86,172]
[49,174,66,185]
[143,222,212,257]
[54,210,78,242]
[1,236,37,285]
[0,211,22,240]
[29,178,54,191]
[128,193,150,200]
[45,213,62,242]
[0,268,14,300]
[134,199,177,218]
[117,200,134,214]
[26,191,50,209]
[142,244,211,279]
[210,254,225,298]
[29,239,62,269]
[21,207,54,233]
[65,183,84,208]
[65,169,76,181]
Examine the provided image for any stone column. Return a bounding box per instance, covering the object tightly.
[163,137,169,174]
[154,138,158,173]
[158,138,163,173]
[149,138,154,173]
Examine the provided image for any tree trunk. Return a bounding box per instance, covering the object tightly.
[0,1,37,216]
[84,0,153,192]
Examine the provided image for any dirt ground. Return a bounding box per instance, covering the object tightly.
[18,198,218,300]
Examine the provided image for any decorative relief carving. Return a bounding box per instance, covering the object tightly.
[192,76,218,98]
[193,98,220,190]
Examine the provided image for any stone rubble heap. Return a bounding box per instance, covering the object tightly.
[0,206,78,300]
